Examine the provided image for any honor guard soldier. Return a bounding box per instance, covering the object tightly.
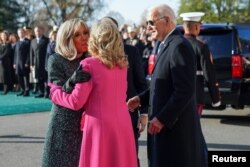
[180,12,221,167]
[180,12,221,115]
[125,26,145,58]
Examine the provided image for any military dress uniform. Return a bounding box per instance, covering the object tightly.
[180,12,220,167]
[180,12,221,115]
[125,26,145,57]
[185,34,220,114]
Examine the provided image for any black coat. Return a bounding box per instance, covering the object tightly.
[14,38,30,75]
[185,35,220,104]
[125,37,145,57]
[42,53,87,167]
[0,43,12,84]
[139,29,205,167]
[45,41,56,71]
[125,44,148,131]
[30,36,49,79]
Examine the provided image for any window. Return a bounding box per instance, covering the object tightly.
[198,30,234,59]
[238,28,250,56]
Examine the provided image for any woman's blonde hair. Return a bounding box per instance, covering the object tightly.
[88,18,128,68]
[55,18,89,60]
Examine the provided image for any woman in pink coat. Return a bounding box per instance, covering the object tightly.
[49,18,138,167]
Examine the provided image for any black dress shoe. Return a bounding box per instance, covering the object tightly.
[2,85,9,95]
[17,92,24,96]
[44,94,49,98]
[1,91,8,95]
[23,91,30,97]
[32,90,38,94]
[35,94,44,98]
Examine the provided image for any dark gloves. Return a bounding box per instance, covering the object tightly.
[62,65,91,93]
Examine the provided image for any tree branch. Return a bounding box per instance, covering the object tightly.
[41,0,58,25]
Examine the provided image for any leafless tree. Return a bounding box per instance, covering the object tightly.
[41,0,106,25]
[16,0,105,28]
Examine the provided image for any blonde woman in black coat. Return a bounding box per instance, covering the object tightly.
[42,18,90,167]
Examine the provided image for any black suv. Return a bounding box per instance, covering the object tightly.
[147,23,250,110]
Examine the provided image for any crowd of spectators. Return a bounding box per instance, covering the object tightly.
[0,23,155,97]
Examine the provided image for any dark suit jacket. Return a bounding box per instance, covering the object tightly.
[125,37,145,57]
[14,38,30,75]
[125,44,148,131]
[185,34,220,104]
[45,41,56,71]
[139,29,205,167]
[0,43,12,84]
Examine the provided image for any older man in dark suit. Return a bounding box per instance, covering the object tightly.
[30,26,49,98]
[14,28,31,96]
[128,4,206,167]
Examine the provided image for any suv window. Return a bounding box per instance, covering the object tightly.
[237,27,250,56]
[198,30,234,59]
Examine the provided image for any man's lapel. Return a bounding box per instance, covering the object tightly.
[152,29,179,74]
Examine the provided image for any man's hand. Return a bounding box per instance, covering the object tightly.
[148,117,164,135]
[137,114,148,133]
[127,96,140,112]
[63,65,91,93]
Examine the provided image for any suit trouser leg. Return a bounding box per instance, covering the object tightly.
[33,83,38,92]
[24,74,29,92]
[18,75,25,92]
[37,78,45,95]
[197,104,208,167]
[44,72,49,97]
[134,128,140,167]
[131,112,140,167]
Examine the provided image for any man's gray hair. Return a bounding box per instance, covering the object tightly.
[149,4,176,25]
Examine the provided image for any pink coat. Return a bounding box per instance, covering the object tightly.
[50,57,138,167]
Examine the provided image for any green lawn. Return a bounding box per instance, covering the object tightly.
[0,92,52,116]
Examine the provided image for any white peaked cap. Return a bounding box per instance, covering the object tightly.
[53,25,59,31]
[127,26,137,33]
[180,12,205,22]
